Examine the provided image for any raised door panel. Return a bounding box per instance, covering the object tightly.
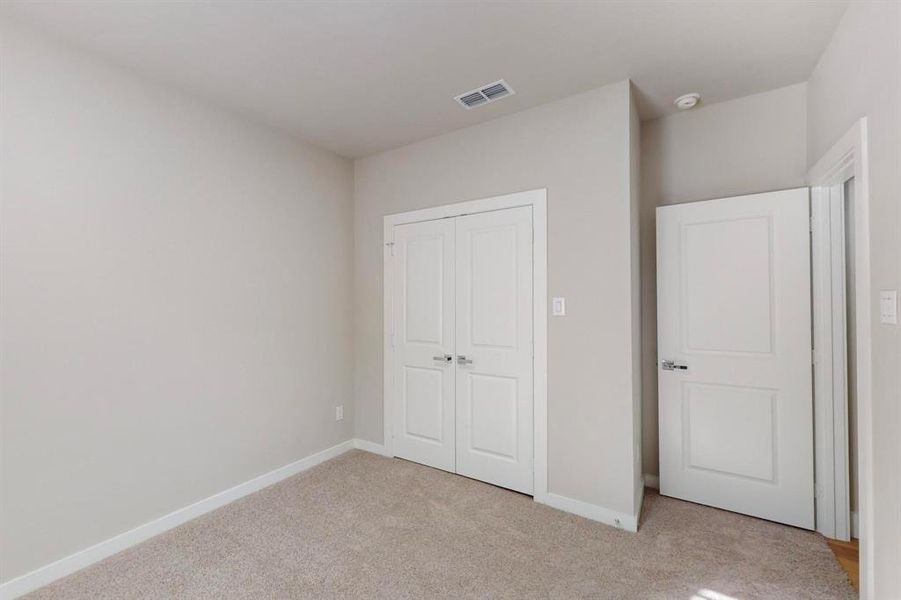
[470,225,519,349]
[403,366,446,443]
[404,234,446,345]
[683,383,776,483]
[468,373,519,461]
[682,216,774,355]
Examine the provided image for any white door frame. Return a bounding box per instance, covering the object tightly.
[383,188,548,500]
[808,119,873,594]
[811,176,853,541]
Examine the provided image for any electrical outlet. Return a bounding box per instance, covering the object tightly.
[335,405,344,421]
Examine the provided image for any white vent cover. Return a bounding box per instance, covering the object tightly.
[455,79,515,109]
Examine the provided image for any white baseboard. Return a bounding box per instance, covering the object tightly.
[633,482,645,529]
[2,439,637,598]
[356,441,640,532]
[536,492,639,532]
[353,438,390,456]
[0,439,355,600]
[643,473,660,490]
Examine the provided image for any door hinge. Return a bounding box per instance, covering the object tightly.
[809,216,814,232]
[385,241,394,256]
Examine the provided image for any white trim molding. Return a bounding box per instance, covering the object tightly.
[353,438,390,456]
[539,493,639,533]
[3,436,641,599]
[382,188,550,502]
[643,474,660,490]
[808,118,872,595]
[811,183,852,542]
[0,440,355,600]
[354,441,642,532]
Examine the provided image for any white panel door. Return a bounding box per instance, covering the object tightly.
[454,207,533,494]
[657,188,814,529]
[393,219,456,472]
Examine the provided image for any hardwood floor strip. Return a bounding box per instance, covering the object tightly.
[826,538,859,592]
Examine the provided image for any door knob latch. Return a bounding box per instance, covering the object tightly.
[457,355,473,365]
[661,360,688,371]
[432,354,453,363]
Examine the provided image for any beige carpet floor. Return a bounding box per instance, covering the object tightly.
[26,450,855,599]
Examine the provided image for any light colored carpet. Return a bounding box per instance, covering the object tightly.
[25,450,855,599]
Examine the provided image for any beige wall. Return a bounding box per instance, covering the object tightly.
[0,21,354,581]
[807,2,901,596]
[6,3,897,592]
[639,83,808,476]
[353,81,642,516]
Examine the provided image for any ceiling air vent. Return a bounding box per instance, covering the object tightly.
[455,79,515,109]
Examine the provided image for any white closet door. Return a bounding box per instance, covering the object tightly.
[454,206,534,494]
[657,188,814,529]
[392,219,456,472]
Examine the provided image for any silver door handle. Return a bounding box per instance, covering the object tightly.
[661,360,688,371]
[432,354,453,363]
[457,355,473,365]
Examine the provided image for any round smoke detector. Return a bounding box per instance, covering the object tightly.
[674,93,701,110]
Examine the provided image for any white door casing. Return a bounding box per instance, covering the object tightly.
[392,218,456,472]
[811,181,852,541]
[656,188,815,529]
[454,207,534,494]
[808,118,872,597]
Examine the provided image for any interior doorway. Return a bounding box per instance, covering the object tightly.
[812,166,863,543]
[809,118,871,595]
[812,174,861,592]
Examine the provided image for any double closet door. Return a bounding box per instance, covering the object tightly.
[392,206,534,495]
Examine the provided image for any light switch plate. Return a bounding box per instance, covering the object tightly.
[552,297,566,316]
[880,290,897,324]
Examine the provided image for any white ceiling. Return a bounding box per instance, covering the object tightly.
[2,1,847,158]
